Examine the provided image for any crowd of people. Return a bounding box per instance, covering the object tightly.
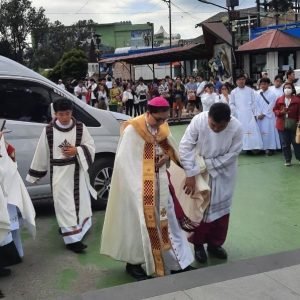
[57,75,231,121]
[59,69,300,165]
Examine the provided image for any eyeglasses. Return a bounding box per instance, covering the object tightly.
[151,114,168,123]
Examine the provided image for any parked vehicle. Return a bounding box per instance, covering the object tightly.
[0,56,129,208]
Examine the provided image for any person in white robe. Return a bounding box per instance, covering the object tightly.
[26,98,96,253]
[230,73,263,151]
[269,75,284,100]
[0,133,36,275]
[179,103,243,263]
[256,78,281,154]
[215,84,231,104]
[201,83,217,112]
[101,97,211,280]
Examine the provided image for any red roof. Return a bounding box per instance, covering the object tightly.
[237,30,300,52]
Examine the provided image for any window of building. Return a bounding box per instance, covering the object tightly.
[250,54,266,80]
[278,51,295,72]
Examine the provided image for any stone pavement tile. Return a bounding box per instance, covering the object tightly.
[184,273,300,300]
[143,291,192,300]
[265,264,300,294]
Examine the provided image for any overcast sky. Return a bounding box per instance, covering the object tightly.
[30,0,256,39]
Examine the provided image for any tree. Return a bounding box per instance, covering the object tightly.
[0,0,48,63]
[48,49,88,82]
[30,19,98,70]
[267,0,293,25]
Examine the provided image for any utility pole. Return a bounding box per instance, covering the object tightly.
[162,0,172,78]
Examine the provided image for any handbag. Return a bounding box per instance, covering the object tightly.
[122,92,129,103]
[284,118,297,131]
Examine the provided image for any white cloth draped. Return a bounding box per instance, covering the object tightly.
[230,86,263,150]
[100,125,194,276]
[179,112,243,222]
[255,89,281,150]
[0,136,36,239]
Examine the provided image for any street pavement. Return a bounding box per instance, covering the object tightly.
[2,125,300,299]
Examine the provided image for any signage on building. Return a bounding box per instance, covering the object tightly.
[251,22,300,40]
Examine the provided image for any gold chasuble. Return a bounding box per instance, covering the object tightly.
[127,116,176,276]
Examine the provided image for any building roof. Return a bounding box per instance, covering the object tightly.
[100,43,209,65]
[202,22,232,46]
[237,29,300,52]
[197,6,257,25]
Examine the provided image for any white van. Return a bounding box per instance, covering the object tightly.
[0,56,129,208]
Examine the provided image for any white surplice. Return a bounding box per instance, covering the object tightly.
[26,119,96,244]
[230,86,263,150]
[179,112,243,222]
[0,136,36,254]
[269,85,284,100]
[215,94,230,104]
[100,124,194,276]
[255,89,281,150]
[201,92,217,112]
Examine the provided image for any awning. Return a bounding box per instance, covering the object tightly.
[100,43,208,65]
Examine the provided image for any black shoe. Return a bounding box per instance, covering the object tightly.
[0,289,5,299]
[194,245,207,263]
[207,245,228,259]
[66,242,87,253]
[0,242,22,267]
[171,265,197,274]
[0,267,11,277]
[126,263,149,281]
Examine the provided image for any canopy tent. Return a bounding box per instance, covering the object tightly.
[100,43,209,65]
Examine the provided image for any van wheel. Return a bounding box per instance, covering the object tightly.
[89,156,114,210]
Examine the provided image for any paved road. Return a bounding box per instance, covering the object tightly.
[2,125,300,299]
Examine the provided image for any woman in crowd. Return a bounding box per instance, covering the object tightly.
[97,84,108,110]
[201,83,217,112]
[173,77,185,120]
[110,81,123,113]
[216,83,231,104]
[273,82,300,166]
[122,83,134,116]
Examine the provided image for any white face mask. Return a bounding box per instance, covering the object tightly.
[284,88,292,96]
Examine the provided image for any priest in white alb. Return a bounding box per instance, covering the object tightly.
[179,103,243,263]
[230,73,263,152]
[256,77,281,155]
[27,98,96,253]
[0,133,36,276]
[101,97,211,280]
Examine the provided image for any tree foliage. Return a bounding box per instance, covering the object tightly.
[0,0,48,63]
[30,19,97,70]
[267,0,293,12]
[48,49,88,82]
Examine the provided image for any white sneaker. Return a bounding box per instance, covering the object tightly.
[284,161,292,166]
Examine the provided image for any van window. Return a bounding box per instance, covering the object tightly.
[0,79,51,123]
[50,90,100,127]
